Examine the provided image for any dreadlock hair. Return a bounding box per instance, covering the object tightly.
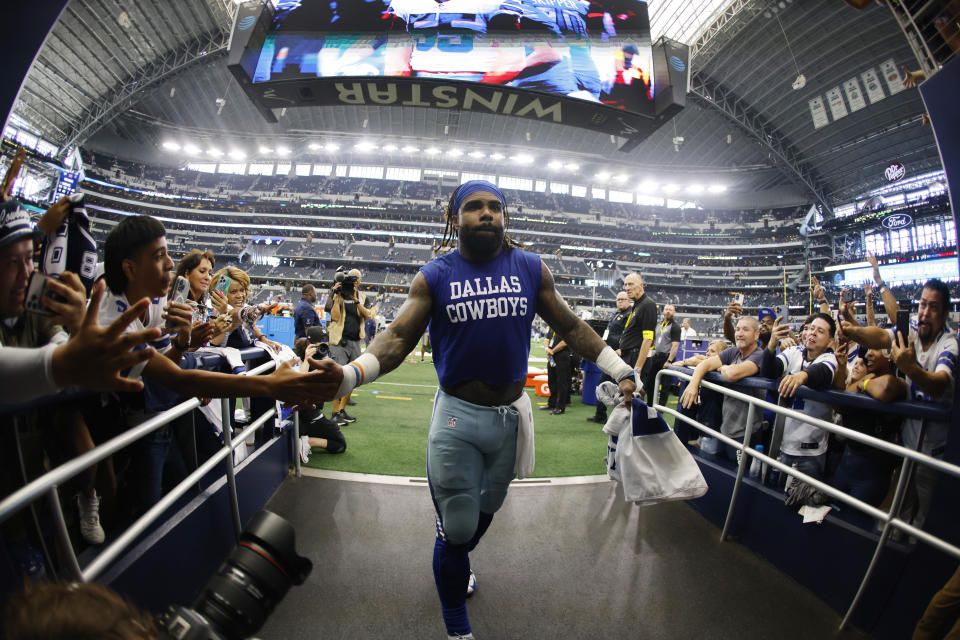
[434,187,524,254]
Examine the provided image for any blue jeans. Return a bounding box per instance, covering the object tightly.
[780,452,827,481]
[139,422,188,508]
[832,447,896,528]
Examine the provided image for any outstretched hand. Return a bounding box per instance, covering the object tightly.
[50,280,161,392]
[267,357,344,405]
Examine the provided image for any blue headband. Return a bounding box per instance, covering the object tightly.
[452,180,506,215]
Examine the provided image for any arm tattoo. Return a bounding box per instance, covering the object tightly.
[367,273,432,374]
[536,262,606,360]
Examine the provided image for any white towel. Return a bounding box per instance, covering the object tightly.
[512,392,535,479]
[603,397,708,505]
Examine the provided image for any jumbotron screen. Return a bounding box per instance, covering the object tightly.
[248,0,654,111]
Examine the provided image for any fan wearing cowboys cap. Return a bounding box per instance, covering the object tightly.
[314,180,636,639]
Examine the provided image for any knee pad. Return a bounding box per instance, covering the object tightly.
[439,494,479,545]
[479,487,509,515]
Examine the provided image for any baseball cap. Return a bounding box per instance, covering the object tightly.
[306,325,329,344]
[0,200,36,249]
[757,307,777,323]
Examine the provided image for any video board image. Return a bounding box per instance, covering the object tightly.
[254,0,653,112]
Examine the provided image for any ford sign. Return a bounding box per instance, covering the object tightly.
[882,213,913,229]
[885,162,906,182]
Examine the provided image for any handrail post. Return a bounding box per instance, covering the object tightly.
[839,456,916,630]
[720,402,756,541]
[220,398,243,539]
[47,486,83,581]
[294,411,302,479]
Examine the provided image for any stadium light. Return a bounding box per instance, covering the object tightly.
[708,184,727,193]
[276,146,291,156]
[207,147,223,158]
[402,145,419,153]
[355,141,377,151]
[565,163,579,172]
[426,147,441,155]
[594,171,610,182]
[183,144,201,155]
[548,160,563,170]
[613,174,627,183]
[514,154,534,164]
[448,149,463,158]
[228,149,246,160]
[258,145,272,154]
[383,144,398,152]
[490,152,505,160]
[162,141,181,152]
[468,151,484,159]
[687,184,704,194]
[308,143,322,150]
[324,143,340,152]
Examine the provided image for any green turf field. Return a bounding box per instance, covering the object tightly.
[303,340,678,477]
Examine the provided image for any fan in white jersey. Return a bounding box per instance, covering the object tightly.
[841,279,957,527]
[763,312,839,481]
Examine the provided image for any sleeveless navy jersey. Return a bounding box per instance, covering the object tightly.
[420,247,542,388]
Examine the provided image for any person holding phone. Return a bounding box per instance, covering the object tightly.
[763,313,840,482]
[841,279,958,528]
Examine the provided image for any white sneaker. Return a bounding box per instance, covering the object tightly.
[299,436,311,464]
[466,570,477,597]
[76,492,105,544]
[447,634,474,639]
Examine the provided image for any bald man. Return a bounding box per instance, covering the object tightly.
[618,273,658,395]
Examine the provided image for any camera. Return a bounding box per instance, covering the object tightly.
[306,326,329,358]
[334,267,358,297]
[155,510,311,640]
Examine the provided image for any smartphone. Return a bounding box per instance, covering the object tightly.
[24,272,59,317]
[213,274,232,296]
[734,293,744,305]
[896,309,911,342]
[775,304,790,322]
[166,275,190,329]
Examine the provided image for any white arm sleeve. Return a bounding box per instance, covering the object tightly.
[0,343,62,404]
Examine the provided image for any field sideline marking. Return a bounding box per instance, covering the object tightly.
[376,395,412,401]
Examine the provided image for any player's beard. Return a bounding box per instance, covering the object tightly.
[460,224,504,257]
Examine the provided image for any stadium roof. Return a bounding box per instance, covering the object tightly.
[9,0,943,209]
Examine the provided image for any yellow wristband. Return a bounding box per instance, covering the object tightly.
[861,377,870,392]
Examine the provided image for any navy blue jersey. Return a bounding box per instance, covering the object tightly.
[420,248,541,387]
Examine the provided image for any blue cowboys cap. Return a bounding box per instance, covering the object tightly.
[757,307,777,323]
[0,199,36,249]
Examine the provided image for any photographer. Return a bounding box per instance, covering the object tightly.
[292,327,347,462]
[324,268,373,425]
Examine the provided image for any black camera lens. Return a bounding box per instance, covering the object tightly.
[316,342,329,357]
[189,511,311,640]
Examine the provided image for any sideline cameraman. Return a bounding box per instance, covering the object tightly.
[325,268,374,425]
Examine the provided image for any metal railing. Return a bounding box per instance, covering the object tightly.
[652,368,957,630]
[0,355,303,583]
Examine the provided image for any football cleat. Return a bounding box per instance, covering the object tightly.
[466,570,477,597]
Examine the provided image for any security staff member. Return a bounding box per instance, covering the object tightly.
[544,329,572,414]
[588,291,632,423]
[619,273,657,395]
